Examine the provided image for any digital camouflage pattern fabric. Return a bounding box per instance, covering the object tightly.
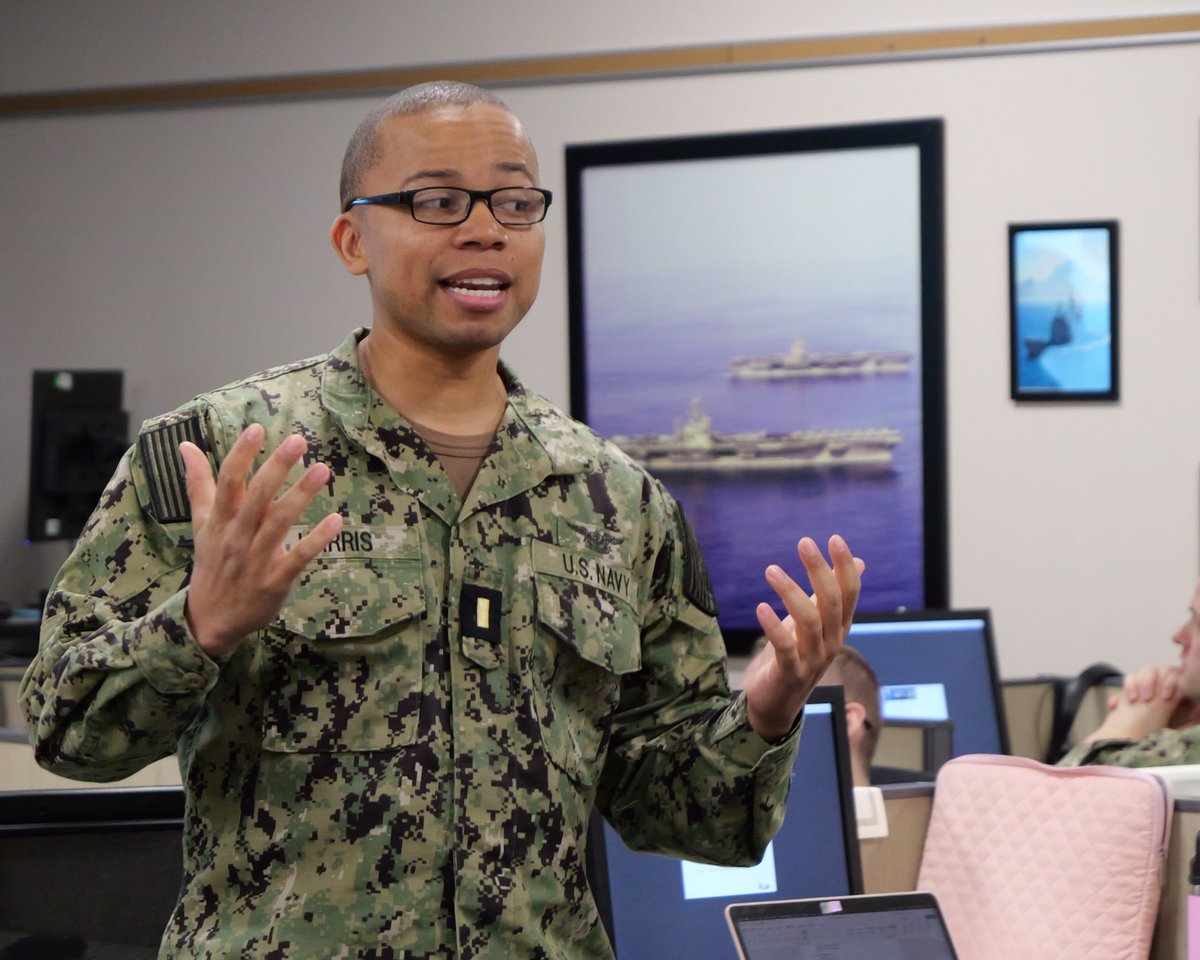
[1058,725,1200,768]
[21,329,801,959]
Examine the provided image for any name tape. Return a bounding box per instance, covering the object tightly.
[283,525,416,557]
[532,540,634,605]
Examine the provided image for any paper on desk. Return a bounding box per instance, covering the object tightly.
[854,786,889,839]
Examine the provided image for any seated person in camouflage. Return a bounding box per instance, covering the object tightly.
[1059,578,1200,767]
[20,81,863,960]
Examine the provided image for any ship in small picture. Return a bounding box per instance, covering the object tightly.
[610,400,902,475]
[1024,295,1081,361]
[728,339,914,379]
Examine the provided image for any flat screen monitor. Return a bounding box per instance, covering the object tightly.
[0,786,183,958]
[590,687,862,960]
[26,369,128,542]
[848,609,1009,757]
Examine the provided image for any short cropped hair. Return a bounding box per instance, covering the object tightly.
[339,81,512,210]
[823,645,883,761]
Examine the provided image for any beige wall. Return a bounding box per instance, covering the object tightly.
[2,4,1199,676]
[5,2,1199,93]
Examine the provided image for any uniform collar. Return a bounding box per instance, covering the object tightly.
[320,329,594,518]
[319,328,372,428]
[473,360,596,513]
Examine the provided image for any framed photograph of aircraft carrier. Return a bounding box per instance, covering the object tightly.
[1008,220,1119,402]
[565,119,947,652]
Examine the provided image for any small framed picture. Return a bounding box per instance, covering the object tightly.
[1008,220,1119,402]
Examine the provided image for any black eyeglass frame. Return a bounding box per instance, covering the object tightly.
[342,186,553,224]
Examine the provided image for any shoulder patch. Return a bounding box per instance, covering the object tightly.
[139,414,206,524]
[676,503,719,618]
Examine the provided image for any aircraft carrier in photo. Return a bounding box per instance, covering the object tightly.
[728,339,913,379]
[611,400,901,475]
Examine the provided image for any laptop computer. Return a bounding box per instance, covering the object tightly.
[726,892,959,960]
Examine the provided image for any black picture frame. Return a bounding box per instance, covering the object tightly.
[1008,220,1120,402]
[565,119,947,652]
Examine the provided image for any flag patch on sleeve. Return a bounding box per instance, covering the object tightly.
[139,414,206,524]
[676,504,719,617]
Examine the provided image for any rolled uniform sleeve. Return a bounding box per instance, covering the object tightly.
[19,405,224,781]
[1058,725,1200,768]
[595,487,801,867]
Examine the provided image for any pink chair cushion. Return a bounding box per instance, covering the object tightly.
[916,754,1172,960]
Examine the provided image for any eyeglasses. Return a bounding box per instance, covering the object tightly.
[342,186,552,225]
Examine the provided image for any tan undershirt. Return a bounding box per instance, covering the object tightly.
[408,419,496,502]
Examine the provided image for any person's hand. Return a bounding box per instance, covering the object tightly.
[180,424,343,658]
[1084,695,1179,743]
[1103,663,1200,731]
[1086,669,1186,743]
[1109,663,1180,710]
[742,535,863,741]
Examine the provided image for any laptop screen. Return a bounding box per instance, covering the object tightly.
[848,609,1009,756]
[727,892,957,960]
[591,687,861,960]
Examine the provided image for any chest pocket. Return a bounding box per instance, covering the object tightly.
[531,540,641,786]
[261,534,428,753]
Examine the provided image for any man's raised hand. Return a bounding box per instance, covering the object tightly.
[743,534,863,741]
[180,424,342,657]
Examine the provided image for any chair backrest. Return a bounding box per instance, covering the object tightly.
[916,754,1172,960]
[1047,662,1123,763]
[1002,665,1124,764]
[1000,676,1061,762]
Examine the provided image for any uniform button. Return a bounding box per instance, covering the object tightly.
[184,674,206,691]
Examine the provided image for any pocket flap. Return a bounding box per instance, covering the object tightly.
[278,558,425,640]
[532,540,640,675]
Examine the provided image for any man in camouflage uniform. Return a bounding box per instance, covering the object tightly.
[20,82,862,959]
[1059,578,1200,767]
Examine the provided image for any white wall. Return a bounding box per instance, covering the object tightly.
[2,3,1199,677]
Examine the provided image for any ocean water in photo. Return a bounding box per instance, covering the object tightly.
[1015,301,1112,393]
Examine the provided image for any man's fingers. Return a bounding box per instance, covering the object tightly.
[765,561,819,639]
[1120,664,1180,705]
[234,433,310,533]
[1125,665,1151,703]
[762,557,826,683]
[209,424,266,525]
[180,441,217,530]
[1138,665,1158,702]
[796,537,844,644]
[755,599,801,674]
[253,461,334,556]
[809,553,865,607]
[759,535,862,686]
[277,512,344,582]
[827,534,863,632]
[207,428,338,576]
